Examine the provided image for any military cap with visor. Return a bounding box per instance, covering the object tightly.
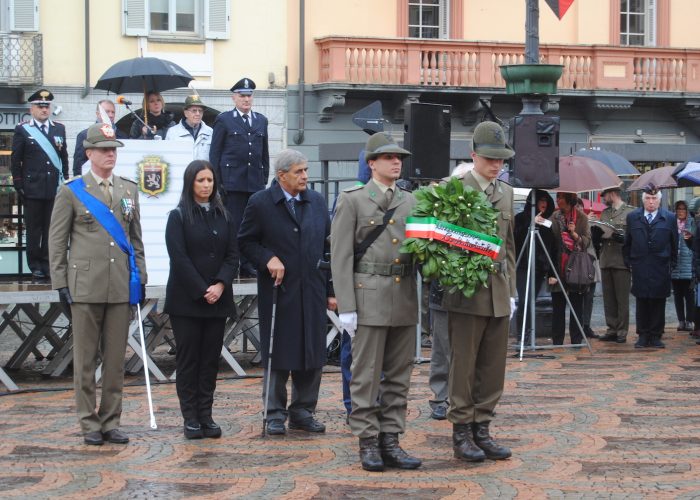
[230,78,255,94]
[364,132,411,163]
[83,123,124,149]
[184,95,205,109]
[28,88,54,106]
[472,121,515,160]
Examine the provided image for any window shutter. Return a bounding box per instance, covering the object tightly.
[10,0,39,32]
[439,0,450,39]
[205,0,230,40]
[123,0,148,37]
[646,0,656,46]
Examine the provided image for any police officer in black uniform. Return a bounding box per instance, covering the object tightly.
[209,78,269,278]
[11,89,69,281]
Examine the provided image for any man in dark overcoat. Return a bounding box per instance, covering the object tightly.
[210,77,269,278]
[623,185,677,348]
[238,149,334,436]
[11,89,69,281]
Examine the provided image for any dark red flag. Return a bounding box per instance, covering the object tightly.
[545,0,575,20]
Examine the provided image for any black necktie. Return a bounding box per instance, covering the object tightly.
[40,124,47,135]
[288,198,297,219]
[243,114,250,128]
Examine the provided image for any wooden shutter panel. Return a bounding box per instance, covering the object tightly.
[123,0,148,37]
[10,0,39,32]
[205,0,230,40]
[439,0,450,39]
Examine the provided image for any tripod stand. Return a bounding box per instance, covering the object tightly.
[516,199,593,360]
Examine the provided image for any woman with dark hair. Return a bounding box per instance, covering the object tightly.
[671,200,695,331]
[164,160,239,439]
[129,91,176,140]
[549,192,591,345]
[514,189,556,344]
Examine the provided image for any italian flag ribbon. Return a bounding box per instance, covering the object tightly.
[405,216,502,259]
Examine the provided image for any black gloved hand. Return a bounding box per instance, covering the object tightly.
[612,231,625,244]
[140,284,146,308]
[57,287,73,321]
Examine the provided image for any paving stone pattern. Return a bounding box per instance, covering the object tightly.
[2,322,700,499]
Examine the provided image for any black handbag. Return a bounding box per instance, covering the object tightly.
[565,249,595,290]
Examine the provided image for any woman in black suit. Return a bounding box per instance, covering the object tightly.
[164,160,239,439]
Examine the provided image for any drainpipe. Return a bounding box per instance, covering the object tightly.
[293,0,305,144]
[81,0,90,98]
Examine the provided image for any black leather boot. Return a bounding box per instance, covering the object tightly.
[359,436,384,472]
[472,422,511,460]
[452,423,486,462]
[378,432,422,469]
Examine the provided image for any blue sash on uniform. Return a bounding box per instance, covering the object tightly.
[22,124,64,185]
[67,177,142,305]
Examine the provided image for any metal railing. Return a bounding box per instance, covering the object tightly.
[0,33,42,86]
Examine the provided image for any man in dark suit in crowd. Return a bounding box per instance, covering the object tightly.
[623,184,677,348]
[238,149,334,436]
[210,77,269,278]
[11,89,69,281]
[73,99,127,176]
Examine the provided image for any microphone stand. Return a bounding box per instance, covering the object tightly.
[123,103,156,138]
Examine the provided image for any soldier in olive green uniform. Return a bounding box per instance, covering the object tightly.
[443,121,516,463]
[49,123,147,446]
[596,186,633,343]
[331,133,421,472]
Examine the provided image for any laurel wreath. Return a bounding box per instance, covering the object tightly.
[400,177,500,298]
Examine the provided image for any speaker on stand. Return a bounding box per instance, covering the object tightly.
[403,103,452,181]
[508,115,560,189]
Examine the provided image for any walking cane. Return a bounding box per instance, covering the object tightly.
[262,284,279,437]
[136,303,158,429]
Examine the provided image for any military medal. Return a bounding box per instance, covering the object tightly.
[53,135,63,151]
[121,198,134,222]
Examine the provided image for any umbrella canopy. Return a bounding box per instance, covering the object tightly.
[95,57,193,94]
[671,155,700,187]
[574,148,639,177]
[555,156,621,193]
[627,165,677,191]
[580,198,606,216]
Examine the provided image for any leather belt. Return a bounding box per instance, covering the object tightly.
[492,261,507,274]
[355,262,413,277]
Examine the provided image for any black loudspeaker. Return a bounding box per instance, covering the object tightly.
[403,103,451,180]
[508,115,560,189]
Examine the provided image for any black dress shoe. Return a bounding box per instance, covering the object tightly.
[430,405,447,420]
[184,421,203,439]
[102,429,129,444]
[200,417,222,438]
[83,431,104,446]
[472,422,511,460]
[648,337,665,348]
[266,419,286,435]
[615,337,627,343]
[359,436,384,472]
[634,335,649,348]
[379,432,422,469]
[452,424,486,462]
[289,417,326,433]
[599,334,617,342]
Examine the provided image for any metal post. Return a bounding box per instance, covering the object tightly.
[525,0,540,64]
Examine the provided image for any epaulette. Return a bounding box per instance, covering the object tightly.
[119,175,137,184]
[343,184,364,192]
[64,176,80,184]
[398,185,412,192]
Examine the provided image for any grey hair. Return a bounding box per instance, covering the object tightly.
[642,190,662,201]
[96,99,115,110]
[274,149,307,174]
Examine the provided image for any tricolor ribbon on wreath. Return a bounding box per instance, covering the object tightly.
[405,216,502,260]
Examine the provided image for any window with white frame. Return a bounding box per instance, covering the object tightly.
[123,0,229,40]
[408,0,449,39]
[620,0,656,46]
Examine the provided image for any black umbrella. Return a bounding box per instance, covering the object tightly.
[671,155,700,187]
[574,148,639,177]
[95,57,193,94]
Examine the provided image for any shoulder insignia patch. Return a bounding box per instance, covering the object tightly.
[119,176,137,185]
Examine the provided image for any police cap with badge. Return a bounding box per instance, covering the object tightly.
[230,78,256,95]
[28,89,54,107]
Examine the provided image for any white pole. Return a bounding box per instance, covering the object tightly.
[137,305,157,429]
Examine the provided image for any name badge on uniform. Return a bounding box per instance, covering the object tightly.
[121,198,135,222]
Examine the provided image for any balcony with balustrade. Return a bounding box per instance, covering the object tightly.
[0,34,43,87]
[316,36,700,94]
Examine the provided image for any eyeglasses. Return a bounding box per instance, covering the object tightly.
[185,108,204,114]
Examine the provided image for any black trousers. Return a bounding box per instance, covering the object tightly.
[262,367,322,423]
[672,279,694,323]
[551,289,585,345]
[171,315,226,422]
[635,297,666,338]
[516,266,546,339]
[24,198,54,275]
[225,191,253,272]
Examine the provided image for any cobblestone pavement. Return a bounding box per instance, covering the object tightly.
[2,314,700,499]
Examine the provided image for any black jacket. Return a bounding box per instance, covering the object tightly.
[11,120,69,199]
[163,205,239,318]
[514,189,556,275]
[238,182,331,371]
